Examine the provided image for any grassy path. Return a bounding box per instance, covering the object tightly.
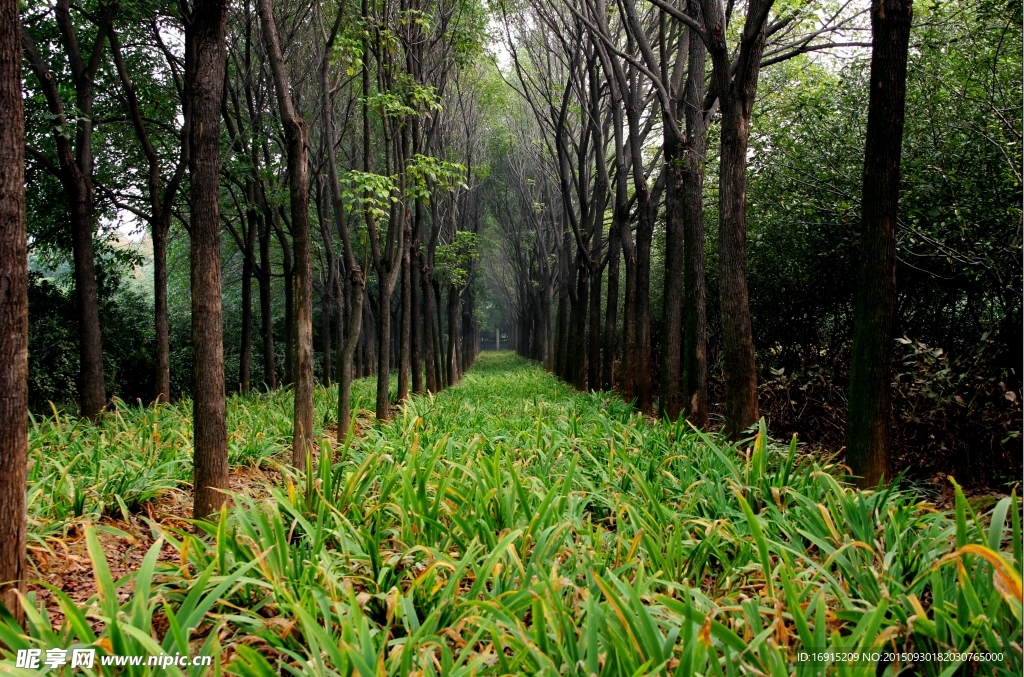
[4,352,1020,675]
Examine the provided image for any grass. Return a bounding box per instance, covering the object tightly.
[2,352,1020,675]
[23,377,382,545]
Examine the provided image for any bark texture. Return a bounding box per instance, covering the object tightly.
[703,0,770,437]
[846,0,913,488]
[681,2,709,428]
[187,0,231,519]
[0,0,28,624]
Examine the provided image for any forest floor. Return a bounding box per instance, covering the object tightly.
[9,352,1021,675]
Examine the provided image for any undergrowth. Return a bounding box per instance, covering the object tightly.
[2,352,1020,675]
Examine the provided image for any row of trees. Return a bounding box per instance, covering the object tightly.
[1,0,494,622]
[489,0,912,479]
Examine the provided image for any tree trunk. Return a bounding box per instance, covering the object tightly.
[681,7,709,428]
[397,228,411,401]
[423,266,438,392]
[186,0,230,519]
[239,197,257,393]
[411,243,423,394]
[847,0,913,488]
[153,219,171,402]
[257,0,313,469]
[703,0,770,437]
[258,208,276,389]
[447,285,460,385]
[633,198,655,415]
[603,218,620,391]
[587,240,602,391]
[70,190,107,418]
[0,0,28,623]
[660,130,685,420]
[571,258,589,390]
[21,0,111,420]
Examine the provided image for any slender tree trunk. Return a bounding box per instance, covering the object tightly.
[153,219,171,401]
[0,0,28,623]
[397,228,411,401]
[661,130,685,420]
[620,219,637,403]
[257,0,313,468]
[587,252,602,391]
[71,195,106,418]
[186,0,230,519]
[681,6,709,428]
[433,278,446,387]
[447,285,459,385]
[423,267,438,392]
[572,258,589,390]
[258,210,276,389]
[376,285,393,416]
[411,244,423,394]
[847,0,913,488]
[603,219,620,390]
[239,197,257,393]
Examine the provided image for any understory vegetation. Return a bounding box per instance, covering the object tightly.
[3,353,1020,675]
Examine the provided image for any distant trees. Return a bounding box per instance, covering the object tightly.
[494,0,868,432]
[0,0,28,623]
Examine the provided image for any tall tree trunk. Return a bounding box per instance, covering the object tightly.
[847,0,913,488]
[411,243,423,394]
[587,242,602,391]
[153,219,171,401]
[681,6,709,428]
[272,216,294,386]
[433,278,446,387]
[447,285,460,385]
[703,0,769,436]
[572,258,589,390]
[620,215,637,404]
[70,189,106,418]
[239,196,258,393]
[257,0,313,469]
[423,267,438,392]
[186,0,230,519]
[661,128,685,420]
[0,0,28,623]
[320,12,365,441]
[603,218,620,390]
[315,182,333,386]
[633,199,655,415]
[397,228,412,401]
[258,208,276,389]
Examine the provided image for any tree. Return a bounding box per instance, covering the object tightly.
[0,0,28,624]
[21,0,114,419]
[186,0,231,519]
[319,0,366,443]
[701,0,771,437]
[107,23,188,404]
[256,0,314,469]
[846,0,913,487]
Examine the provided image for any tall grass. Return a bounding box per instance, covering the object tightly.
[23,378,380,545]
[3,352,1020,675]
